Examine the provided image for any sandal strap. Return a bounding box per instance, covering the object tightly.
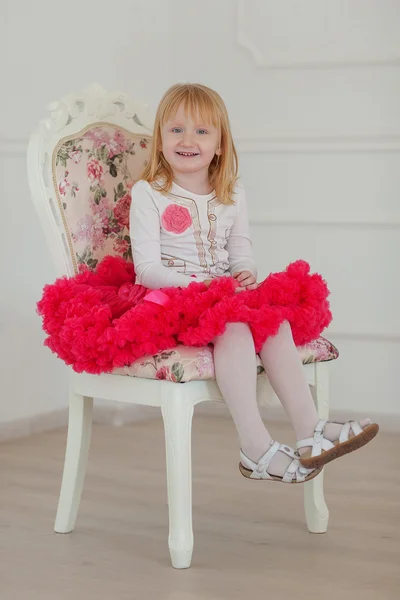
[255,441,281,476]
[339,420,363,443]
[296,436,334,455]
[282,456,311,483]
[296,419,334,457]
[241,442,312,482]
[240,441,280,479]
[296,419,367,457]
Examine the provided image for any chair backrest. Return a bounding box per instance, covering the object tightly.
[27,83,153,277]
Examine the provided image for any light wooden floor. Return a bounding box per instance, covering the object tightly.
[0,414,399,600]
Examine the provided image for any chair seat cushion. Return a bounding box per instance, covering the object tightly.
[113,336,338,383]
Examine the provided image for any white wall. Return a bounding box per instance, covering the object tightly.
[1,0,399,431]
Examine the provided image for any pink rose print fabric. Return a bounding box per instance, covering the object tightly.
[162,205,192,234]
[53,125,151,271]
[113,194,131,229]
[115,336,339,382]
[87,158,104,186]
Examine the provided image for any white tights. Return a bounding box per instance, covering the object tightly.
[213,321,369,476]
[212,321,320,474]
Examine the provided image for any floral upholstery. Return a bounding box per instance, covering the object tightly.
[53,124,151,272]
[113,337,339,383]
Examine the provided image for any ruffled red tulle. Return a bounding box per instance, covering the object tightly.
[37,255,332,374]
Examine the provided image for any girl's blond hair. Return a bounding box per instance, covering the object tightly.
[141,83,238,205]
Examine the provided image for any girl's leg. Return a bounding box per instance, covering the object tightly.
[259,321,318,441]
[213,322,301,477]
[259,320,370,452]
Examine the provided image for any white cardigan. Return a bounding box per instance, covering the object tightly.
[129,180,257,289]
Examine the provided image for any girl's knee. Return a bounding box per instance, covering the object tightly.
[225,322,250,335]
[213,322,251,344]
[280,320,291,332]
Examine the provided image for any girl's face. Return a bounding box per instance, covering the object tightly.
[161,102,220,180]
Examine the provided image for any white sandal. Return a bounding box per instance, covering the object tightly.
[239,441,322,484]
[297,419,379,469]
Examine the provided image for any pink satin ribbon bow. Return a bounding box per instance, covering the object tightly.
[143,290,171,307]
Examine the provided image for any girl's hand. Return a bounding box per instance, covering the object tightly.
[233,271,258,291]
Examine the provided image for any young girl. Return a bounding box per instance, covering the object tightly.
[130,83,379,484]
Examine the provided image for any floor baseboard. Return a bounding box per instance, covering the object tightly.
[196,402,400,432]
[0,402,161,443]
[1,399,398,443]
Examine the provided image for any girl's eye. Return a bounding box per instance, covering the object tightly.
[197,129,208,135]
[171,127,183,133]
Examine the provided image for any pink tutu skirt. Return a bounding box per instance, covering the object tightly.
[37,256,332,374]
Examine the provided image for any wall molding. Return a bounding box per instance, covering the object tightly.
[236,0,400,70]
[249,218,400,229]
[326,331,400,344]
[0,138,28,157]
[3,135,400,157]
[236,136,400,153]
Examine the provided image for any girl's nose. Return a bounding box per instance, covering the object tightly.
[182,131,195,146]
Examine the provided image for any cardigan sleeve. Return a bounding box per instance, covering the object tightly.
[227,185,258,278]
[130,181,195,288]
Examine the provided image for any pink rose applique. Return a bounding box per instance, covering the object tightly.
[162,205,192,234]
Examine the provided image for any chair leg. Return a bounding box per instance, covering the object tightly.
[54,389,93,534]
[304,362,330,533]
[161,386,195,569]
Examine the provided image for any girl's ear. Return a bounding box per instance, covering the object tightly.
[216,147,222,156]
